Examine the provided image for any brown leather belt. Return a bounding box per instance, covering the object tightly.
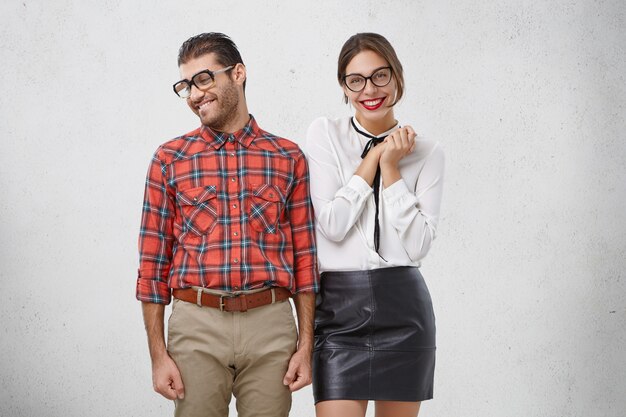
[172,287,291,312]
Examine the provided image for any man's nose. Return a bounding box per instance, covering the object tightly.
[189,84,204,101]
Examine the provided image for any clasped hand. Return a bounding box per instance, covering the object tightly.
[377,125,416,166]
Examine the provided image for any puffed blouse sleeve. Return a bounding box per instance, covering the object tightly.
[305,117,373,242]
[382,142,445,261]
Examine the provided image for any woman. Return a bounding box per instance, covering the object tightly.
[305,33,445,417]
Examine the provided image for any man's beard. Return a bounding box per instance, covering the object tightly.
[201,81,240,132]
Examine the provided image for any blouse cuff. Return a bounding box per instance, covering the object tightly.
[382,178,413,205]
[336,175,373,201]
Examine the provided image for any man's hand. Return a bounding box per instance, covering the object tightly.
[141,302,184,401]
[283,348,312,392]
[152,353,185,400]
[285,291,315,392]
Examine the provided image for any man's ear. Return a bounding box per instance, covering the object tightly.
[232,63,246,86]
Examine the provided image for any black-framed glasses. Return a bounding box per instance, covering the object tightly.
[173,65,234,98]
[343,66,393,92]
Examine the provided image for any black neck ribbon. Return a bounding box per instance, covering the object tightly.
[351,117,387,255]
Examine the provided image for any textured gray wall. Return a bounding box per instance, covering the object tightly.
[1,1,624,416]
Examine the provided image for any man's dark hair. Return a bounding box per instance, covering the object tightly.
[178,32,246,89]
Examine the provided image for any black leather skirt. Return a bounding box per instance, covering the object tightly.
[313,266,436,403]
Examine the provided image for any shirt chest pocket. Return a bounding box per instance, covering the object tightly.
[248,184,285,234]
[176,185,219,236]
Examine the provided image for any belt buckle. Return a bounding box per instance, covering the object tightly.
[219,292,247,312]
[219,294,230,312]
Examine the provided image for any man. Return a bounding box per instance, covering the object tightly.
[136,33,319,417]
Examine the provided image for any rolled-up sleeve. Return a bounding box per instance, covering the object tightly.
[287,150,320,293]
[136,148,174,304]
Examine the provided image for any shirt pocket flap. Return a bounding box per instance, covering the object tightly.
[253,184,283,203]
[177,185,217,206]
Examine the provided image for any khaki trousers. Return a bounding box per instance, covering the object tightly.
[167,298,298,417]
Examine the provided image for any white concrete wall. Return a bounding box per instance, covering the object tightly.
[1,1,624,416]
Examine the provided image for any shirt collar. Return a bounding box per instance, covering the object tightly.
[352,117,399,140]
[199,114,260,149]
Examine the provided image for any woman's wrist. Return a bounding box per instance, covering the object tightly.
[380,162,402,187]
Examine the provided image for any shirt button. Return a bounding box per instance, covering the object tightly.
[234,286,240,290]
[230,152,235,157]
[231,177,236,182]
[233,258,239,264]
[233,231,239,236]
[232,203,237,209]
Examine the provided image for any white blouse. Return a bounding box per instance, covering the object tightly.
[305,116,445,273]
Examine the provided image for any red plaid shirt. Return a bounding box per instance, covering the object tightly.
[136,116,319,304]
